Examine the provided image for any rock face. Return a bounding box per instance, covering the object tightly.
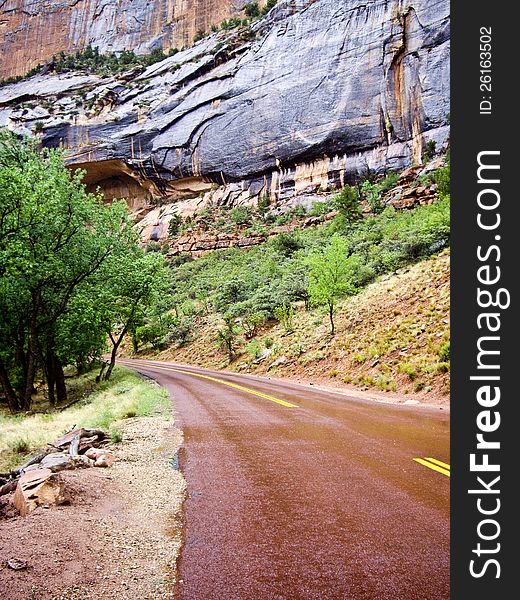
[0,0,450,220]
[0,0,255,80]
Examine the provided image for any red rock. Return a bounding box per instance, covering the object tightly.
[11,469,69,517]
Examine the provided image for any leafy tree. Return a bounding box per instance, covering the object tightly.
[0,130,134,408]
[216,314,241,362]
[100,251,171,381]
[333,185,362,221]
[306,235,359,335]
[0,130,170,408]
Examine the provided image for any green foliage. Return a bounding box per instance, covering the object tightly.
[275,303,295,332]
[431,157,450,197]
[360,172,398,214]
[229,206,253,225]
[271,232,303,256]
[423,140,437,162]
[309,200,331,217]
[306,235,359,334]
[168,214,183,238]
[245,339,262,359]
[244,2,261,17]
[332,185,361,221]
[110,428,123,443]
[216,315,241,362]
[0,129,170,409]
[241,312,266,340]
[0,44,170,85]
[262,0,278,15]
[438,341,450,362]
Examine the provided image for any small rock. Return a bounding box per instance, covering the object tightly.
[39,453,74,472]
[7,558,28,570]
[93,451,116,468]
[267,355,287,371]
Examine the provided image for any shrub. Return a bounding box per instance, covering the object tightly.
[167,318,194,346]
[333,185,361,221]
[275,303,295,332]
[399,363,417,380]
[168,214,183,237]
[230,206,252,225]
[271,232,303,256]
[110,428,123,443]
[10,438,29,454]
[244,2,261,17]
[438,341,450,362]
[262,0,277,15]
[423,140,437,162]
[310,200,331,217]
[245,339,262,359]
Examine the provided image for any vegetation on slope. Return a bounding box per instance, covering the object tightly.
[134,157,451,399]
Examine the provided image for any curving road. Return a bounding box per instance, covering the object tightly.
[118,358,449,600]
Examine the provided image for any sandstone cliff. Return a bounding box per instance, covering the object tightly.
[0,0,450,232]
[0,0,255,80]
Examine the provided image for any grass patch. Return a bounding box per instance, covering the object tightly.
[0,367,170,472]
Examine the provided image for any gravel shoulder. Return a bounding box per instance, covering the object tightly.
[0,416,186,599]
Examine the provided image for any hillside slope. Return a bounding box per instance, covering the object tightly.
[145,249,449,405]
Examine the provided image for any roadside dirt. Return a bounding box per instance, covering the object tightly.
[0,417,186,599]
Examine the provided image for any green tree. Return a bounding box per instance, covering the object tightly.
[99,251,171,381]
[216,314,241,363]
[305,235,359,335]
[333,185,361,221]
[0,130,134,408]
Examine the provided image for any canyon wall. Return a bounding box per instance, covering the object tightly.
[0,0,254,79]
[0,0,450,228]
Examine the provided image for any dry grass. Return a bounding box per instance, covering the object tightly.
[0,367,170,472]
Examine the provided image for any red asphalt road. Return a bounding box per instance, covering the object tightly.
[118,358,449,600]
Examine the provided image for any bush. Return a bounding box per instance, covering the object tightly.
[275,303,295,332]
[438,341,450,362]
[262,0,277,15]
[230,206,252,225]
[423,140,437,162]
[271,232,303,256]
[333,185,361,221]
[245,339,262,359]
[310,200,331,217]
[167,318,194,346]
[244,2,261,17]
[168,214,183,237]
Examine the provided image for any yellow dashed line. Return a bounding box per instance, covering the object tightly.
[120,361,299,408]
[414,457,450,477]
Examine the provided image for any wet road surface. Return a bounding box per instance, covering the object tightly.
[118,359,449,600]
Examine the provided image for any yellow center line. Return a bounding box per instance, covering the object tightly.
[424,457,450,471]
[414,457,450,477]
[120,361,299,408]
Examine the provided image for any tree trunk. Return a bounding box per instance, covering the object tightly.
[54,358,67,405]
[0,357,20,412]
[23,323,38,411]
[44,340,56,406]
[328,303,335,336]
[105,330,126,381]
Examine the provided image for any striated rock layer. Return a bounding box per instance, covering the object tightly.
[0,0,450,224]
[0,0,254,80]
